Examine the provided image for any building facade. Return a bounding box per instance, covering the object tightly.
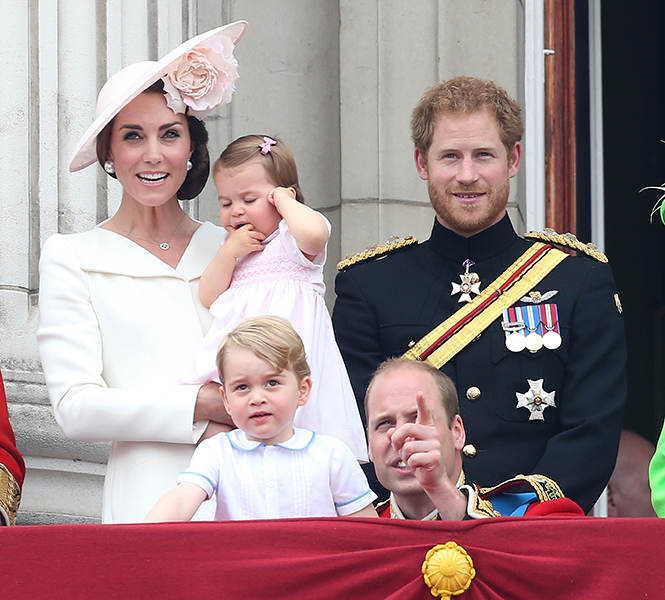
[2,0,590,523]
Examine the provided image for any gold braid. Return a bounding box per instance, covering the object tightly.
[524,229,608,263]
[0,464,21,525]
[337,236,418,271]
[479,474,566,503]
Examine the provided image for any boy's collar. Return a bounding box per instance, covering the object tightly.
[228,427,315,452]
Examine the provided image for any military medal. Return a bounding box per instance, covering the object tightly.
[451,259,481,303]
[516,379,556,421]
[502,307,526,352]
[523,305,543,352]
[540,303,562,350]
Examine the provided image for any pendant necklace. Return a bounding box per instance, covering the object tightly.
[112,212,186,251]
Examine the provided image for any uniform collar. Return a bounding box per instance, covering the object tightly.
[387,493,439,521]
[387,471,465,520]
[228,427,315,452]
[426,214,519,263]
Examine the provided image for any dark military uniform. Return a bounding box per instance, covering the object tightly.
[332,215,626,514]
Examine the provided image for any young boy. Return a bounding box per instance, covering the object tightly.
[145,316,377,521]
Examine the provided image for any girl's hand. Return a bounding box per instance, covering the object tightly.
[199,226,265,308]
[268,187,297,211]
[222,225,266,259]
[268,187,329,260]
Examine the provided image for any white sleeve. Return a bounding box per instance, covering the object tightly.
[37,234,206,444]
[328,438,377,516]
[177,437,221,500]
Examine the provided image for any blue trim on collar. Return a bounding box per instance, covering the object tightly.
[228,427,316,452]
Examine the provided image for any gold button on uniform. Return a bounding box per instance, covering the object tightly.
[462,444,477,458]
[466,386,481,401]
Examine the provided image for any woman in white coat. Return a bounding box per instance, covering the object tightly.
[37,22,248,523]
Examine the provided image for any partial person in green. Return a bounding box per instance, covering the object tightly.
[647,182,665,516]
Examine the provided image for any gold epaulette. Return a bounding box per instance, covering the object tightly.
[337,236,418,271]
[524,229,608,263]
[479,474,565,503]
[0,463,21,526]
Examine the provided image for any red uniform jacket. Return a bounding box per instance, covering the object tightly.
[0,369,25,525]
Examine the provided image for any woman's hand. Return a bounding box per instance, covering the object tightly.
[194,382,234,426]
[199,421,234,444]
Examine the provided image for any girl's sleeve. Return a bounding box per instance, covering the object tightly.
[37,234,206,444]
[279,213,331,269]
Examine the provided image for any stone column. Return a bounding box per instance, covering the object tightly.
[4,0,195,524]
[338,0,525,259]
[197,0,344,306]
[3,0,527,524]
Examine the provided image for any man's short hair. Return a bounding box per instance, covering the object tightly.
[410,75,524,156]
[216,316,311,384]
[364,358,459,427]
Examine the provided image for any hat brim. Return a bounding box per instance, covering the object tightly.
[69,20,248,172]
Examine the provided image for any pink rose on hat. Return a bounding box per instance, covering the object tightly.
[163,34,239,117]
[68,21,247,172]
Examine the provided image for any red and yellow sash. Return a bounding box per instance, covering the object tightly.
[403,243,568,368]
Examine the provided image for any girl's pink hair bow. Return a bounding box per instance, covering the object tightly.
[259,136,277,154]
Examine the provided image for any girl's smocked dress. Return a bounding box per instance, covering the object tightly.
[187,217,367,461]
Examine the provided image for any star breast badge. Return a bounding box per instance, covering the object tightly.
[516,379,556,421]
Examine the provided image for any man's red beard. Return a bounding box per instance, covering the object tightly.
[428,176,511,237]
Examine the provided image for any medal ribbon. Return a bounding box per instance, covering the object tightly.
[524,305,541,335]
[502,306,525,334]
[539,303,559,333]
[403,243,568,368]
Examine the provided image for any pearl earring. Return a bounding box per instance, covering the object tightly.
[104,161,115,175]
[186,159,193,171]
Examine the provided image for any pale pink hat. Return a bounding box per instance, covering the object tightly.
[69,20,248,172]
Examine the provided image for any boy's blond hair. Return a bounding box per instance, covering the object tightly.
[216,316,310,384]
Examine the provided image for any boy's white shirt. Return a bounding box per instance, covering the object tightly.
[178,427,376,520]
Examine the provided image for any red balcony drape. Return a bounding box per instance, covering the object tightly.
[2,516,662,599]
